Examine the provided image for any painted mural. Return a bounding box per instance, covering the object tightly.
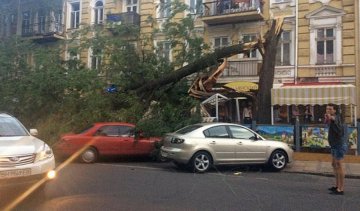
[301,126,357,149]
[256,125,294,147]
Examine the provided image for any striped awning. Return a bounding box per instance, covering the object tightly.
[271,84,356,106]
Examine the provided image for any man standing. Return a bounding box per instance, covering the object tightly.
[325,104,348,195]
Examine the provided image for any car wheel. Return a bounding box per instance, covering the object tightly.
[81,147,98,163]
[191,151,212,173]
[268,150,287,171]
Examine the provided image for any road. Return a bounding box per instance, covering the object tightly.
[3,160,360,211]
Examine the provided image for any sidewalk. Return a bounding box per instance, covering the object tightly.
[284,152,360,179]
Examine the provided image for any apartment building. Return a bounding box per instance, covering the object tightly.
[1,0,359,119]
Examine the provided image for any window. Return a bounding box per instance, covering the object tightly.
[242,34,257,58]
[90,48,102,71]
[38,10,46,33]
[157,41,171,61]
[54,10,63,32]
[94,1,104,24]
[119,126,134,136]
[228,126,256,139]
[214,37,229,49]
[188,0,203,14]
[96,125,133,137]
[203,126,229,138]
[276,31,291,66]
[22,11,31,35]
[175,124,203,134]
[306,6,344,65]
[316,28,335,64]
[158,0,171,18]
[70,2,80,28]
[96,126,119,136]
[126,0,138,12]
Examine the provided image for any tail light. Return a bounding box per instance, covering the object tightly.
[171,137,185,144]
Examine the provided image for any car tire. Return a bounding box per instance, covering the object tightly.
[190,151,212,173]
[268,150,287,171]
[80,147,98,163]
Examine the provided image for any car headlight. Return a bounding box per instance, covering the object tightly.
[35,144,54,162]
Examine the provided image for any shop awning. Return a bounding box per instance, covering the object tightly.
[271,84,356,106]
[223,81,258,93]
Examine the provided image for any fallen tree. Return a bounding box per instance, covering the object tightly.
[128,18,283,124]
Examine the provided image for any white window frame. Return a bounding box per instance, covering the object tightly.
[92,0,104,25]
[309,18,342,65]
[22,11,31,34]
[124,0,139,13]
[156,41,172,62]
[37,9,46,33]
[67,0,81,29]
[307,6,344,65]
[213,36,229,49]
[276,31,292,66]
[156,0,171,19]
[88,48,102,71]
[186,0,203,14]
[315,28,335,65]
[239,34,258,59]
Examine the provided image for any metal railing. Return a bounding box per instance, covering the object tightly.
[202,0,262,17]
[106,12,140,26]
[21,21,64,37]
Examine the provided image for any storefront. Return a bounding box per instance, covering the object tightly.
[271,83,357,126]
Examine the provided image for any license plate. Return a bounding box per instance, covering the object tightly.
[0,169,31,178]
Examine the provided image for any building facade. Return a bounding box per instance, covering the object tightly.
[0,0,359,119]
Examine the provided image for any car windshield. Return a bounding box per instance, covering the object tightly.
[175,124,203,135]
[0,117,28,136]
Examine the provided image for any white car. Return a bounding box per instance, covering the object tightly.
[161,123,293,173]
[0,113,56,190]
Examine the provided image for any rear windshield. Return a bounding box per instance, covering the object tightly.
[175,124,203,135]
[0,117,28,136]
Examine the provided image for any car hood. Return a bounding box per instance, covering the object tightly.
[0,136,45,156]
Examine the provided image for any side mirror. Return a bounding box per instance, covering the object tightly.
[29,129,38,136]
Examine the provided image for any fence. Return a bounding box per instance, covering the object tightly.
[244,121,359,156]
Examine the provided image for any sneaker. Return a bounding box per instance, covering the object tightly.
[328,186,337,192]
[330,190,344,195]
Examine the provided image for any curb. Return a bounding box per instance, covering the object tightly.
[283,169,360,179]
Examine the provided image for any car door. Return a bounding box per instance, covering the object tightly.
[228,126,268,162]
[203,126,236,163]
[94,125,134,155]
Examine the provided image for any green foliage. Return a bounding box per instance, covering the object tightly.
[0,1,206,143]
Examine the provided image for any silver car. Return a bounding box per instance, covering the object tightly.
[161,123,293,173]
[0,113,56,190]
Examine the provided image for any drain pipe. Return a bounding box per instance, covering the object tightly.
[294,0,298,84]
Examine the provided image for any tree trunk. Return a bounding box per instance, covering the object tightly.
[256,19,283,124]
[126,43,258,94]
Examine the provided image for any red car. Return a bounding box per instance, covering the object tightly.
[53,122,161,163]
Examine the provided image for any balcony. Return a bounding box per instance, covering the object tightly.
[201,0,264,25]
[314,65,336,77]
[21,21,64,42]
[218,60,261,83]
[106,12,140,27]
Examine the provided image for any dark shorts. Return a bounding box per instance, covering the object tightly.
[331,144,348,160]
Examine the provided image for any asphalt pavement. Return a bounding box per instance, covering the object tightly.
[284,152,360,178]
